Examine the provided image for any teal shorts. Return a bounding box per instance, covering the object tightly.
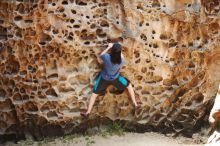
[93,74,130,95]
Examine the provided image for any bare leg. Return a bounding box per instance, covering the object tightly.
[86,93,98,114]
[127,83,138,106]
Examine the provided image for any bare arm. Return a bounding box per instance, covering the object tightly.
[121,53,124,59]
[100,43,114,56]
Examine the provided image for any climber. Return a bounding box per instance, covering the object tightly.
[80,42,142,118]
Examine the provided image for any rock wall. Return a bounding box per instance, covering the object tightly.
[207,84,220,146]
[0,0,220,142]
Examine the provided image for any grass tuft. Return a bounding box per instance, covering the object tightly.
[105,122,125,136]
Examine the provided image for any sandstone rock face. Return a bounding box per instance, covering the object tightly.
[206,85,220,146]
[0,0,220,142]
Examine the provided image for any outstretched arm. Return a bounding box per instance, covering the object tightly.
[121,53,124,59]
[100,43,114,56]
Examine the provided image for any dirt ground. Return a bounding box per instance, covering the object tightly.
[6,132,206,146]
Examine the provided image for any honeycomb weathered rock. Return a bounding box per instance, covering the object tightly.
[0,0,220,142]
[206,84,220,146]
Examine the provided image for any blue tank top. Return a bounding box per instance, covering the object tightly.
[100,53,125,80]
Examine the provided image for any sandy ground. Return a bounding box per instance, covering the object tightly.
[8,132,206,146]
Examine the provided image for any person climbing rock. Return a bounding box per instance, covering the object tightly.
[80,42,142,118]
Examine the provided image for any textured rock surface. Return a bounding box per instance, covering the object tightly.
[0,0,220,142]
[206,85,220,146]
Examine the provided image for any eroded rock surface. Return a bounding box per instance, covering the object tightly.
[206,85,220,146]
[0,0,220,142]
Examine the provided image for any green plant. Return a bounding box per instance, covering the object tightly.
[19,139,34,146]
[105,122,124,136]
[62,134,75,143]
[85,136,95,146]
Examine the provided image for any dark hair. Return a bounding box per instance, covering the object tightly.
[110,48,122,64]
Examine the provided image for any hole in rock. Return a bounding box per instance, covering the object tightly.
[25,102,38,112]
[140,34,147,41]
[48,0,52,4]
[28,65,36,73]
[47,111,58,118]
[90,23,96,29]
[71,9,77,14]
[20,70,27,75]
[7,47,13,55]
[39,42,46,45]
[188,42,193,47]
[153,114,162,121]
[15,31,22,38]
[169,42,178,47]
[41,82,51,89]
[49,11,54,15]
[135,59,141,64]
[185,101,192,106]
[58,7,65,13]
[14,16,22,21]
[173,120,184,130]
[5,58,20,75]
[141,89,150,95]
[33,4,38,8]
[0,20,4,24]
[70,19,75,23]
[52,29,58,34]
[62,0,68,5]
[84,41,90,45]
[194,93,204,103]
[76,0,87,5]
[214,9,219,13]
[67,35,73,41]
[146,59,151,63]
[23,95,29,100]
[141,67,147,73]
[46,88,58,97]
[188,62,195,68]
[73,25,80,28]
[19,87,26,94]
[176,114,187,121]
[0,88,6,99]
[24,20,33,23]
[149,66,155,70]
[96,29,106,38]
[12,93,22,101]
[100,20,109,27]
[48,73,58,79]
[69,0,74,3]
[153,44,158,48]
[134,51,140,58]
[160,34,168,40]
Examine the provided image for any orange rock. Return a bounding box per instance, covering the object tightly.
[0,0,219,143]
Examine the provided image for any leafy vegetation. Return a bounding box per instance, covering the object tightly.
[7,122,125,146]
[104,122,125,136]
[85,136,95,146]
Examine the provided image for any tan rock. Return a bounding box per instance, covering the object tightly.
[0,0,219,142]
